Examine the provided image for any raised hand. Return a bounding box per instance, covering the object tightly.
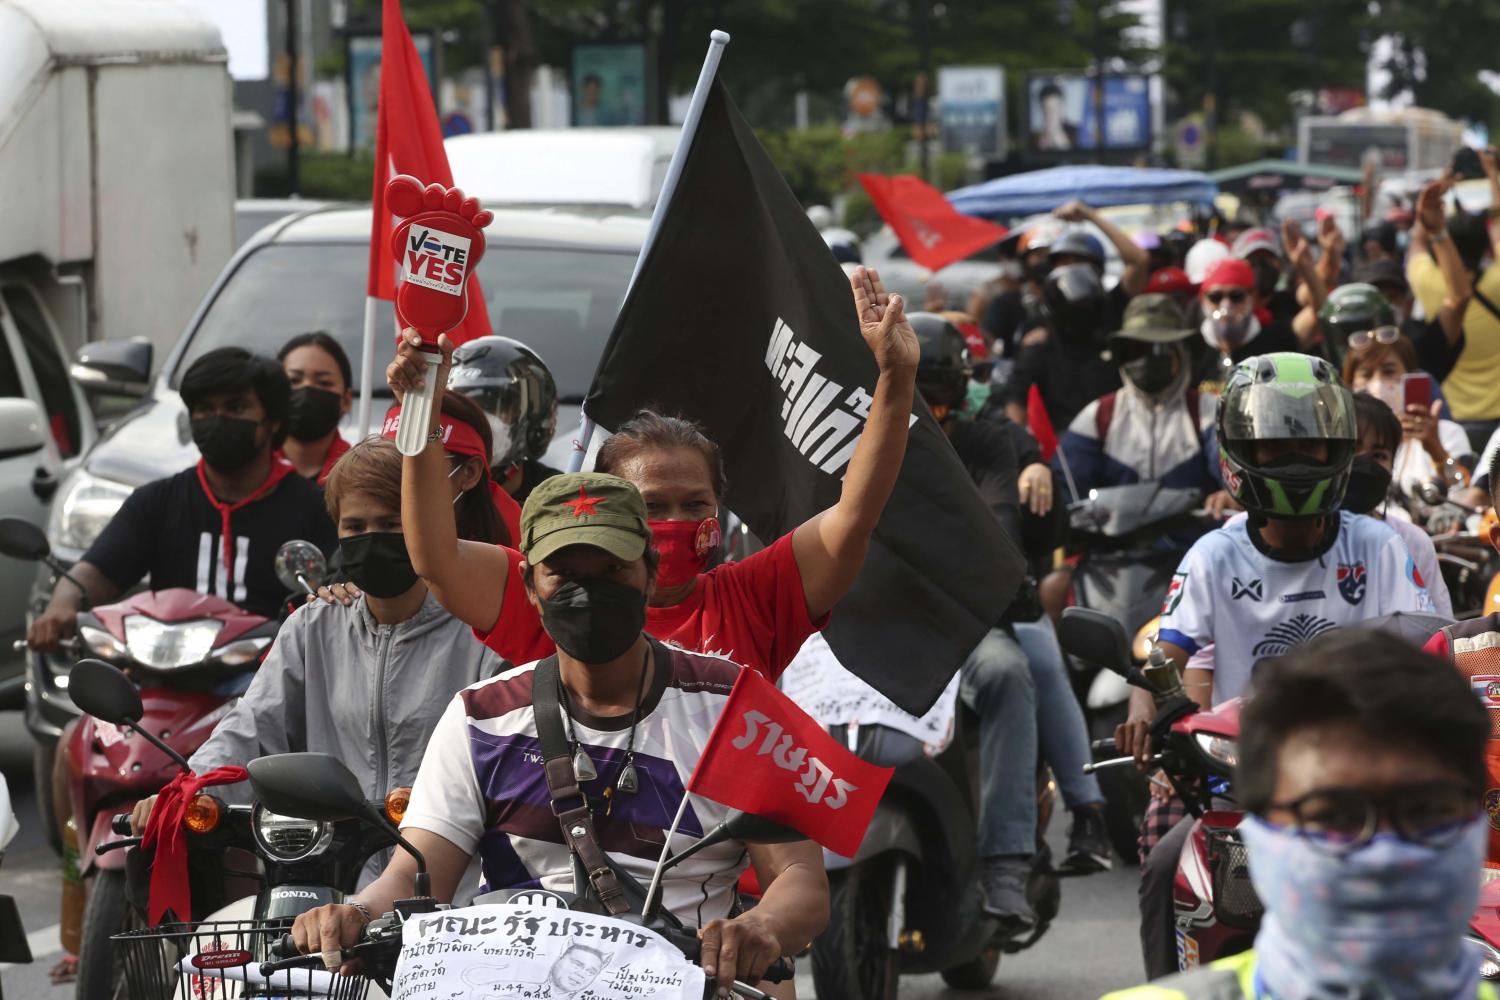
[1281,218,1311,273]
[387,328,455,406]
[850,265,919,374]
[1053,199,1093,223]
[1416,180,1449,234]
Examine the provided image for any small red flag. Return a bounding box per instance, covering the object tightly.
[368,0,491,345]
[858,173,1009,273]
[1027,383,1058,462]
[141,766,248,924]
[688,669,893,858]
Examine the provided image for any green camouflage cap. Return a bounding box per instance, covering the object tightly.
[1109,293,1194,345]
[520,472,651,565]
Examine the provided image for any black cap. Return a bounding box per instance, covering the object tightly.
[1351,258,1409,295]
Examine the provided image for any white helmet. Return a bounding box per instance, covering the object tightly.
[1184,239,1232,286]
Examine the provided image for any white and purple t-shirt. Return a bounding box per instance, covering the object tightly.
[401,644,750,927]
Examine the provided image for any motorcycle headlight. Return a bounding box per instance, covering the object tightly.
[48,470,133,552]
[252,804,334,863]
[123,617,221,670]
[1194,732,1239,769]
[78,625,128,661]
[215,637,272,667]
[1132,617,1161,663]
[1472,936,1500,980]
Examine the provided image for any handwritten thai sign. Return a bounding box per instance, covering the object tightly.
[390,904,704,1000]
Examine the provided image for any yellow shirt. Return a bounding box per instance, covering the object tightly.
[1409,253,1500,420]
[1099,951,1500,999]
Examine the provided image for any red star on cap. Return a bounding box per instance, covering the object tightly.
[562,485,603,518]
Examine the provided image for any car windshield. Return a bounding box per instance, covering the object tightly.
[172,242,638,402]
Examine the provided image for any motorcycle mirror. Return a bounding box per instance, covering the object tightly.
[1417,479,1448,505]
[0,516,49,562]
[247,752,370,823]
[1058,607,1134,678]
[274,540,328,596]
[68,659,143,725]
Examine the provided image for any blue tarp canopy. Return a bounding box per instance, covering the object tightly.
[948,165,1218,219]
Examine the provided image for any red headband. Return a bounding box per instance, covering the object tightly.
[381,404,489,461]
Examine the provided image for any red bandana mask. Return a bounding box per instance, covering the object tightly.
[649,517,721,588]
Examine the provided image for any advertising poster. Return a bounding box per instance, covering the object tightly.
[571,44,649,127]
[348,32,437,152]
[1027,73,1152,152]
[938,66,1007,158]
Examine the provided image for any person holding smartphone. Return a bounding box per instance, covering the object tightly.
[1342,332,1473,496]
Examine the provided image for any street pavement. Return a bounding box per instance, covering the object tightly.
[0,710,1145,998]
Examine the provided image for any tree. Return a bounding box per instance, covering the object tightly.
[1372,0,1500,125]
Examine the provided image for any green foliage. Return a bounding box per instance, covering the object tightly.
[1372,0,1500,126]
[255,152,376,200]
[757,126,906,204]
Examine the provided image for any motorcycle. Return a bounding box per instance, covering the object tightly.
[75,658,408,999]
[1062,483,1216,862]
[808,715,1059,999]
[0,770,32,998]
[232,752,798,1000]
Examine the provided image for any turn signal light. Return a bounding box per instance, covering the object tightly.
[384,788,412,825]
[184,794,223,834]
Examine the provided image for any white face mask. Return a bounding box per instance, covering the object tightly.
[1200,309,1261,350]
[1364,377,1403,417]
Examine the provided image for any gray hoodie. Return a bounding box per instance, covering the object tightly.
[189,590,505,804]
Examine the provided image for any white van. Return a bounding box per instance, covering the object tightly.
[444,127,680,213]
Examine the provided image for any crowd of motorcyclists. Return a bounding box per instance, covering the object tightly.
[19,146,1500,1000]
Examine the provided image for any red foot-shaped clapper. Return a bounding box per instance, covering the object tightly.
[387,175,493,344]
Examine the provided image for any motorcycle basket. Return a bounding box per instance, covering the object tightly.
[1205,827,1263,930]
[112,919,370,1000]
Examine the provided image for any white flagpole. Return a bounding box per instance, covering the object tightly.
[356,295,379,437]
[567,28,731,473]
[642,791,693,917]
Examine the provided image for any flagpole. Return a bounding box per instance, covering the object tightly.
[567,28,731,473]
[642,791,693,919]
[357,295,379,436]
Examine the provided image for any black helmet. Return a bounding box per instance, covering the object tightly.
[1042,263,1108,350]
[909,312,971,411]
[446,336,558,469]
[1048,230,1105,267]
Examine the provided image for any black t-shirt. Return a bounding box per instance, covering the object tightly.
[1402,316,1465,384]
[1002,338,1122,433]
[83,465,337,618]
[948,418,1021,545]
[513,458,563,505]
[1190,319,1304,391]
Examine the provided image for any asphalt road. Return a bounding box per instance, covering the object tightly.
[0,711,1145,998]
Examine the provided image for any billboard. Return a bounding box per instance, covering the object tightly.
[1026,73,1152,152]
[347,32,437,152]
[938,66,1006,158]
[571,43,650,127]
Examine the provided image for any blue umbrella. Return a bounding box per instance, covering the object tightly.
[948,165,1218,219]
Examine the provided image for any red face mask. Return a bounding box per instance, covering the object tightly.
[649,517,722,588]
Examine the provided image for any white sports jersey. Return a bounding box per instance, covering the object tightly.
[1157,511,1432,704]
[1382,513,1452,619]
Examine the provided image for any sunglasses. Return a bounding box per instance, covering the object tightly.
[1347,325,1402,351]
[1265,780,1479,855]
[1205,289,1249,306]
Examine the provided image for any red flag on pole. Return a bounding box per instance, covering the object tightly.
[368,0,490,344]
[857,173,1009,273]
[687,669,893,858]
[1027,383,1058,462]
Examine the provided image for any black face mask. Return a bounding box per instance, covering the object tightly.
[285,386,344,441]
[191,415,265,471]
[538,577,646,664]
[1342,455,1393,515]
[1252,261,1280,298]
[1120,346,1179,396]
[339,531,419,598]
[1025,262,1051,285]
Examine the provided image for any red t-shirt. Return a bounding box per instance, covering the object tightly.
[474,533,828,679]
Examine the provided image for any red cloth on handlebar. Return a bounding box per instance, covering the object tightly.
[140,767,248,925]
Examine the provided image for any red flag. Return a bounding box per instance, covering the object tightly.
[687,669,893,858]
[1027,383,1058,462]
[858,173,1008,273]
[140,766,248,924]
[368,0,491,344]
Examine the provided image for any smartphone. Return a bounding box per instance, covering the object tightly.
[1403,372,1434,413]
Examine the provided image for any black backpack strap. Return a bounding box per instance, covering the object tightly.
[531,655,628,915]
[1473,285,1500,325]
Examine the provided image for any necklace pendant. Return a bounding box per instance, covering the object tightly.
[572,747,598,783]
[616,761,639,795]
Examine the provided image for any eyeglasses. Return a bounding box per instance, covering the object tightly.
[1205,289,1249,306]
[1264,781,1479,854]
[1346,325,1402,351]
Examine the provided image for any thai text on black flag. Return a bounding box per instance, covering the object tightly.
[585,78,1023,714]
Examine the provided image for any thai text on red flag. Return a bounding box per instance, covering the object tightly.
[687,668,893,858]
[857,173,1008,273]
[367,0,490,344]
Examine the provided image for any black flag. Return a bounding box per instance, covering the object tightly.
[585,79,1023,714]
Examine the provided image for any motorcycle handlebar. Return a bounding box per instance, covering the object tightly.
[1083,754,1161,775]
[1091,738,1116,752]
[96,837,140,856]
[111,813,134,836]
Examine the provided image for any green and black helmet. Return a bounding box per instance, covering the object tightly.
[1216,352,1356,520]
[1318,282,1396,370]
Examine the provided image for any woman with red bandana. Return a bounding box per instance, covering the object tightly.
[385,265,920,677]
